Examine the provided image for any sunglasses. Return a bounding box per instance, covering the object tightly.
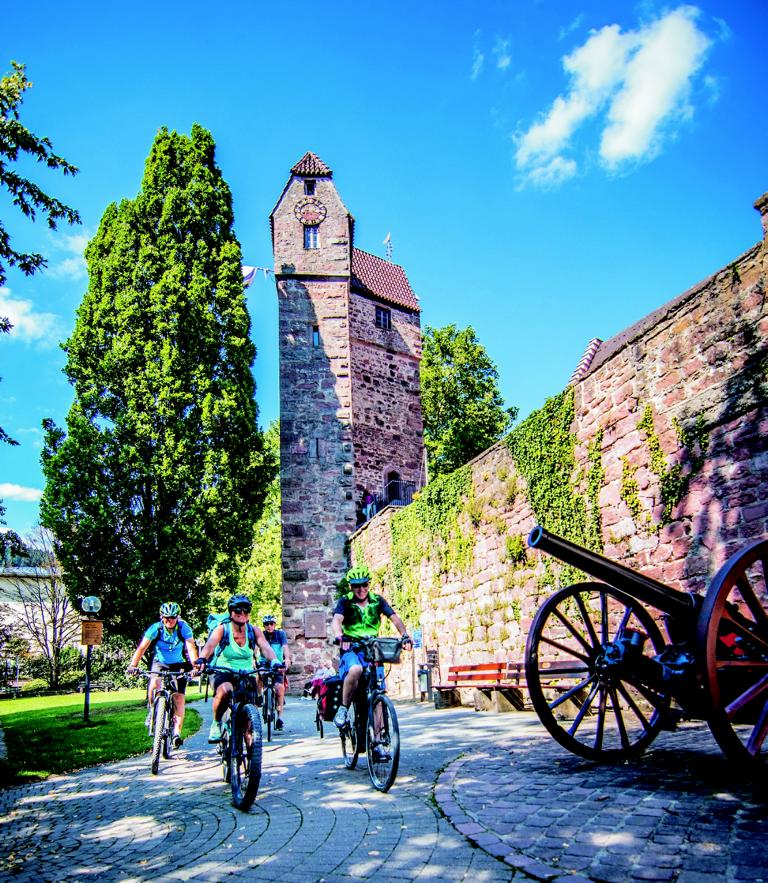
[161,615,178,621]
[231,607,251,615]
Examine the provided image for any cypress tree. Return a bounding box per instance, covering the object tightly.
[41,125,274,635]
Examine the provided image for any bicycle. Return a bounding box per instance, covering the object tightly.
[257,662,285,742]
[337,636,404,792]
[134,667,192,775]
[204,663,263,811]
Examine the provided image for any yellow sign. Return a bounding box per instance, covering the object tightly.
[81,620,104,646]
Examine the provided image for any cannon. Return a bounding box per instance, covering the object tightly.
[524,525,768,767]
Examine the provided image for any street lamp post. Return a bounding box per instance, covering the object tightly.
[80,596,102,722]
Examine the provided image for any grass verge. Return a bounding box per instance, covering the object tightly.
[0,688,203,787]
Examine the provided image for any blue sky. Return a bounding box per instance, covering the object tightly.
[1,0,765,535]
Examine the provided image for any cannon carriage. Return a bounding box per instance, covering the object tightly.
[524,526,768,767]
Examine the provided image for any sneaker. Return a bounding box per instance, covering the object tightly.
[208,719,223,742]
[173,734,184,748]
[275,718,284,731]
[372,746,391,763]
[333,705,348,729]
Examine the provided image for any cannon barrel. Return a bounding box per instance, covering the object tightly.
[527,526,697,619]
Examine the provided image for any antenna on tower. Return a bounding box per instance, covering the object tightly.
[383,232,392,262]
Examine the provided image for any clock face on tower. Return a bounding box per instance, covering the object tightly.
[294,197,327,226]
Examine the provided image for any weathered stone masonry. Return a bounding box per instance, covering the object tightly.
[272,153,424,678]
[353,192,768,698]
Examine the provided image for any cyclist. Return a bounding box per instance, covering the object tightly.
[259,614,291,731]
[196,594,280,743]
[331,564,411,754]
[126,602,198,748]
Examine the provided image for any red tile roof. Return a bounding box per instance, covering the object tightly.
[291,152,333,177]
[351,248,420,312]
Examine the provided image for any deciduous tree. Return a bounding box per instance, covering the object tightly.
[421,324,517,478]
[41,125,274,637]
[0,527,81,690]
[234,421,282,620]
[0,61,80,508]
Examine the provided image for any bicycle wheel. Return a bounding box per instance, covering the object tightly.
[316,705,324,739]
[162,694,174,759]
[263,686,274,742]
[151,695,165,775]
[367,694,400,792]
[220,717,231,783]
[231,703,262,811]
[341,700,359,769]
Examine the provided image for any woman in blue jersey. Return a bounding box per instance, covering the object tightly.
[127,602,199,747]
[196,594,280,743]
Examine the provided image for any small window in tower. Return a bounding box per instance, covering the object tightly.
[304,180,316,195]
[375,306,391,330]
[312,325,320,347]
[304,225,319,249]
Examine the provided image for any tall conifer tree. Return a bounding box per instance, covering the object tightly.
[41,125,273,635]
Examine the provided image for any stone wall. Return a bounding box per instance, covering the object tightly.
[349,291,424,502]
[352,194,768,698]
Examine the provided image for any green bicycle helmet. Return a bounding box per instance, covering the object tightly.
[347,565,371,585]
[227,593,252,613]
[159,601,181,617]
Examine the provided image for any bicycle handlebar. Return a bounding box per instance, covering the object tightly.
[130,668,193,682]
[203,664,260,677]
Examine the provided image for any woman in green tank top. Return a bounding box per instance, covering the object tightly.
[196,594,278,743]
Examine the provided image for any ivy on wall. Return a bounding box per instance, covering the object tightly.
[506,388,603,548]
[638,405,709,525]
[387,466,473,627]
[354,388,608,629]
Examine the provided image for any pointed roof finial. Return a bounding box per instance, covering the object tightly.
[291,152,333,177]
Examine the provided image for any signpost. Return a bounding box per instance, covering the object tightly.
[80,596,102,722]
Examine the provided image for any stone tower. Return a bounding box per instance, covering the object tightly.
[271,152,424,678]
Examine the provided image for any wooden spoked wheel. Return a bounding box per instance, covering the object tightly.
[525,582,671,761]
[697,538,768,767]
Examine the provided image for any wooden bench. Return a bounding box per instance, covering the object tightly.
[434,661,529,712]
[77,680,116,692]
[434,660,578,713]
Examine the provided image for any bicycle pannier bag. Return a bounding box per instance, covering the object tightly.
[319,675,344,721]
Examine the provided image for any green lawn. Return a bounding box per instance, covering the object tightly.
[0,688,203,787]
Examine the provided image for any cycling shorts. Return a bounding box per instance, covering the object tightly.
[338,650,385,688]
[149,661,188,695]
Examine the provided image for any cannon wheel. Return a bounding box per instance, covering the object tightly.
[697,538,768,767]
[526,582,672,761]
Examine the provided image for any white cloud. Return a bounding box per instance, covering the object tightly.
[0,286,63,345]
[0,483,43,503]
[559,14,585,41]
[46,230,90,280]
[528,156,578,188]
[515,6,714,187]
[600,8,711,165]
[471,47,485,80]
[493,37,512,71]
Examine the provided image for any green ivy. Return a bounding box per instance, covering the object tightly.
[507,387,602,551]
[386,466,473,627]
[586,428,604,549]
[505,533,527,565]
[620,457,642,519]
[638,405,709,524]
[505,387,604,587]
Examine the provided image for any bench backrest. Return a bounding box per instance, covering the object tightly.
[446,661,526,685]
